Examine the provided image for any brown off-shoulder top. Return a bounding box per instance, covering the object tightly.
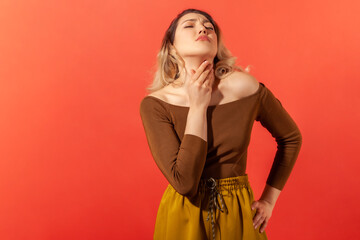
[139,82,302,198]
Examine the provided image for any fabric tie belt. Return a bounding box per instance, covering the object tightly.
[205,177,228,240]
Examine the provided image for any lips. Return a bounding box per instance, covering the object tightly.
[197,35,209,41]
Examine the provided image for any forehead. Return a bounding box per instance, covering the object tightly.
[178,13,211,25]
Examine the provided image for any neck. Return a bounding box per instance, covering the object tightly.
[176,56,215,86]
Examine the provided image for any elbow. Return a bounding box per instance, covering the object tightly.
[183,185,198,199]
[291,126,302,142]
[292,131,302,153]
[279,128,302,146]
[294,129,303,148]
[275,129,303,157]
[169,172,198,198]
[173,181,198,198]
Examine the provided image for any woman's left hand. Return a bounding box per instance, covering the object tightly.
[251,199,275,233]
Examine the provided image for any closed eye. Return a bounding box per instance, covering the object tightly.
[185,26,214,30]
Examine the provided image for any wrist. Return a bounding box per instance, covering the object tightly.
[260,184,281,206]
[189,105,207,112]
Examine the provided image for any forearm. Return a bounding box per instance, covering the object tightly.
[260,184,281,206]
[184,107,208,142]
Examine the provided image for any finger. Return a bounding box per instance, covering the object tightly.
[254,209,266,225]
[203,68,213,87]
[197,68,212,85]
[251,201,257,210]
[204,71,212,88]
[259,219,268,233]
[253,212,264,227]
[206,69,214,88]
[193,64,212,84]
[254,215,266,229]
[193,61,212,81]
[188,69,196,84]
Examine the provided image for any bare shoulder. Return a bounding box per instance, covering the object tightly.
[224,70,260,98]
[147,86,168,100]
[146,85,184,105]
[147,91,162,99]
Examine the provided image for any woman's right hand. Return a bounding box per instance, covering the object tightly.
[184,60,215,109]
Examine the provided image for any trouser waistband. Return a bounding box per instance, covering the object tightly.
[198,174,250,194]
[197,174,251,240]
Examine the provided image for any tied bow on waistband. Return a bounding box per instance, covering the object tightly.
[205,177,228,240]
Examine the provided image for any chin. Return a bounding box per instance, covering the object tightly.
[190,49,215,55]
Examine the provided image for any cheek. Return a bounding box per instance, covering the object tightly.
[178,34,194,46]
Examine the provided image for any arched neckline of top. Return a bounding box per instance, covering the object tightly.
[144,82,264,108]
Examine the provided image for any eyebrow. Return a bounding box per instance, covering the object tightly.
[181,18,212,25]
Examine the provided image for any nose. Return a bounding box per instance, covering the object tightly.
[199,25,207,34]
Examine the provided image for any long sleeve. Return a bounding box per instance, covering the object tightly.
[139,97,208,198]
[255,83,303,191]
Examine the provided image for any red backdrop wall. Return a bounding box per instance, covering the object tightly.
[1,0,359,239]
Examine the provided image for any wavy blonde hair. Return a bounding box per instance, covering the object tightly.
[146,8,252,93]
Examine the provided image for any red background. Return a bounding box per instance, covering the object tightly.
[1,0,359,239]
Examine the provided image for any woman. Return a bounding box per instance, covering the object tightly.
[139,8,302,240]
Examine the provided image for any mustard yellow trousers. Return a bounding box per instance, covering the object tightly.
[153,174,268,240]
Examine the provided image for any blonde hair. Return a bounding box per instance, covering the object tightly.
[146,8,252,93]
